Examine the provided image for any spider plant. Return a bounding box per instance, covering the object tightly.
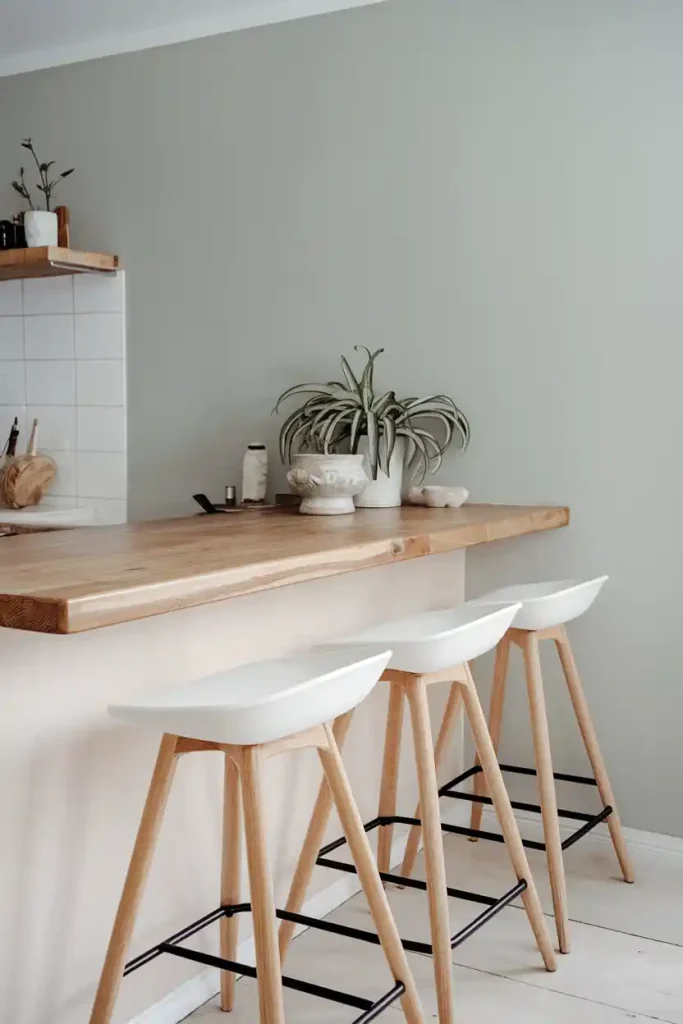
[274,347,470,482]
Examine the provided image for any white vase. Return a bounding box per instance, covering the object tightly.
[355,436,405,508]
[287,453,368,515]
[24,211,58,248]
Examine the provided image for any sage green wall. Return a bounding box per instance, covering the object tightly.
[1,0,681,835]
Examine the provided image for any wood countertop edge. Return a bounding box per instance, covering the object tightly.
[0,505,569,635]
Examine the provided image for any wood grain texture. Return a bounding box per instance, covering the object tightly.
[0,246,119,280]
[0,504,569,634]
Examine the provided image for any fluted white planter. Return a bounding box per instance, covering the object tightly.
[355,436,405,508]
[24,211,58,247]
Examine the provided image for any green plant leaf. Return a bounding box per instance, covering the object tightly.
[366,409,379,479]
[349,408,364,453]
[380,414,396,475]
[272,382,340,413]
[397,426,431,483]
[340,356,360,393]
[322,407,354,453]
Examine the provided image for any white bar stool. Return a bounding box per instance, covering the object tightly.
[458,576,634,954]
[89,648,426,1024]
[279,604,556,1024]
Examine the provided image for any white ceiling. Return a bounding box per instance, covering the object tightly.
[0,0,389,77]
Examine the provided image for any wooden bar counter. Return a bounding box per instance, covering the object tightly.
[0,501,568,1024]
[0,504,568,634]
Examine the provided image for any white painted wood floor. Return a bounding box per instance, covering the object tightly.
[184,827,683,1022]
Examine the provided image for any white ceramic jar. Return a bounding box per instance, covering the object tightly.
[242,443,268,503]
[24,211,58,247]
[355,436,405,508]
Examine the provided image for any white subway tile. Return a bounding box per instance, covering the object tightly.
[40,495,79,509]
[76,406,125,452]
[26,405,76,451]
[0,317,24,360]
[76,360,124,406]
[74,271,124,313]
[42,449,78,497]
[77,451,127,499]
[24,314,75,360]
[91,498,127,524]
[23,276,74,314]
[0,405,27,443]
[0,281,22,316]
[26,360,75,405]
[0,361,26,405]
[75,312,124,359]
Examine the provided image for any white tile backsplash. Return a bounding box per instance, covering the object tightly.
[1,272,127,516]
[23,275,74,314]
[0,317,24,360]
[76,359,125,406]
[43,448,78,497]
[24,314,75,360]
[76,406,125,452]
[0,281,23,316]
[27,405,76,451]
[0,361,26,404]
[74,272,124,313]
[77,451,126,499]
[75,312,124,358]
[26,360,76,405]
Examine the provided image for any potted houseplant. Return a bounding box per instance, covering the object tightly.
[274,347,470,507]
[11,138,74,247]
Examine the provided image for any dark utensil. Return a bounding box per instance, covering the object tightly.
[193,493,220,514]
[0,221,15,250]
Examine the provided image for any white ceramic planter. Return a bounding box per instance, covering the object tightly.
[24,210,58,247]
[287,453,368,515]
[355,436,405,508]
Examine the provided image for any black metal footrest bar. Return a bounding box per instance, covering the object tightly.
[439,763,613,852]
[124,902,404,1023]
[317,816,528,952]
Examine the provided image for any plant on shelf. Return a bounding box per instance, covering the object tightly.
[11,138,74,211]
[11,138,74,248]
[274,347,469,507]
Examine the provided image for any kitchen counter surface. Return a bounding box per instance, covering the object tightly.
[0,503,568,634]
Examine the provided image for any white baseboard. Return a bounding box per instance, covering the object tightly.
[129,825,416,1024]
[479,806,683,857]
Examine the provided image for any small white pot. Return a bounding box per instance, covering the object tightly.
[287,453,368,515]
[355,436,405,508]
[24,210,58,248]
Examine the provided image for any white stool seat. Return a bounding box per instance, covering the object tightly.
[321,602,521,675]
[473,576,608,631]
[110,648,391,746]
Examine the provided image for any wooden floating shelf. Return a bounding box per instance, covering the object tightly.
[0,246,120,280]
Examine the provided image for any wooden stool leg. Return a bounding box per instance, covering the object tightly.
[377,683,406,874]
[460,666,557,972]
[278,710,354,960]
[89,734,179,1024]
[401,682,463,878]
[318,725,425,1024]
[239,746,285,1024]
[555,628,634,883]
[220,754,242,1011]
[470,634,511,836]
[521,632,570,953]
[404,675,455,1024]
